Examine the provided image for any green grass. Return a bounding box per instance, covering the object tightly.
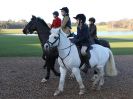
[0,35,42,57]
[100,37,133,55]
[0,34,133,57]
[96,35,133,55]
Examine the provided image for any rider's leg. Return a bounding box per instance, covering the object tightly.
[81,46,91,73]
[77,46,84,68]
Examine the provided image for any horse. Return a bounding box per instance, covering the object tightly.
[44,28,118,96]
[23,15,60,82]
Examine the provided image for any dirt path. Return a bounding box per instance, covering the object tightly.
[0,56,133,99]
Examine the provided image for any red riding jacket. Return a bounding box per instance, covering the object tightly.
[51,17,61,28]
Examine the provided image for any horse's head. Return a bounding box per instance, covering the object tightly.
[23,15,37,34]
[44,28,61,51]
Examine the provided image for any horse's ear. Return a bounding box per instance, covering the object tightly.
[32,15,36,19]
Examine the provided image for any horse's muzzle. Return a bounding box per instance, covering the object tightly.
[44,43,50,52]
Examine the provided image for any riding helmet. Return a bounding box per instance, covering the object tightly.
[60,7,69,14]
[89,17,96,23]
[53,11,59,17]
[73,14,86,23]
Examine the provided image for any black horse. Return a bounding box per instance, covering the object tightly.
[23,15,60,81]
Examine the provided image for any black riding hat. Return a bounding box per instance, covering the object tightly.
[73,14,86,23]
[53,11,59,16]
[60,7,69,14]
[89,17,96,23]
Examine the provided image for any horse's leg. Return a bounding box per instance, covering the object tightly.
[41,64,51,83]
[43,62,47,69]
[45,63,51,80]
[69,58,84,79]
[96,67,105,90]
[92,67,101,89]
[72,68,85,95]
[70,61,84,79]
[91,74,98,82]
[92,66,104,90]
[54,67,66,96]
[51,57,60,77]
[91,68,98,82]
[42,52,47,69]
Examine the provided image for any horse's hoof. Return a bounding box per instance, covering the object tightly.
[41,78,47,83]
[79,88,85,95]
[54,90,62,96]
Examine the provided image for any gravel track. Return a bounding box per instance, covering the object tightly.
[0,56,133,99]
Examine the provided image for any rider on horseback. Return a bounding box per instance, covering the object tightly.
[60,7,72,37]
[88,17,99,44]
[51,11,61,29]
[72,14,92,73]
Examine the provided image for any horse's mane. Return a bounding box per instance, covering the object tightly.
[37,17,50,30]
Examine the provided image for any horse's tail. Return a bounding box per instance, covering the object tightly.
[105,49,118,76]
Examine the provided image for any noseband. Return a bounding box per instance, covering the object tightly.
[46,33,60,48]
[46,30,75,73]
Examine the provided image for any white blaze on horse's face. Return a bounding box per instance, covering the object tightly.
[47,28,61,48]
[48,33,60,47]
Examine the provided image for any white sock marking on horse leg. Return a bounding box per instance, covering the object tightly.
[54,67,66,96]
[41,78,47,83]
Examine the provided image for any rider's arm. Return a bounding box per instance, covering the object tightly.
[51,20,54,28]
[61,16,69,29]
[72,26,89,44]
[77,26,89,42]
[90,25,97,37]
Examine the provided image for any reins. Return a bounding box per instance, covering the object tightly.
[47,30,74,73]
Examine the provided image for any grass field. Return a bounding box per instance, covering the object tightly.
[0,36,42,57]
[0,34,133,57]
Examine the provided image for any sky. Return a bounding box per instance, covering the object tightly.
[0,0,133,23]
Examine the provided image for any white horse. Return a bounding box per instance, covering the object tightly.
[44,28,117,96]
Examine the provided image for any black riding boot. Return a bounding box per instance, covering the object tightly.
[82,54,91,73]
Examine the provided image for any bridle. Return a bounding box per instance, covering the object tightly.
[24,20,37,34]
[46,30,74,72]
[46,33,60,49]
